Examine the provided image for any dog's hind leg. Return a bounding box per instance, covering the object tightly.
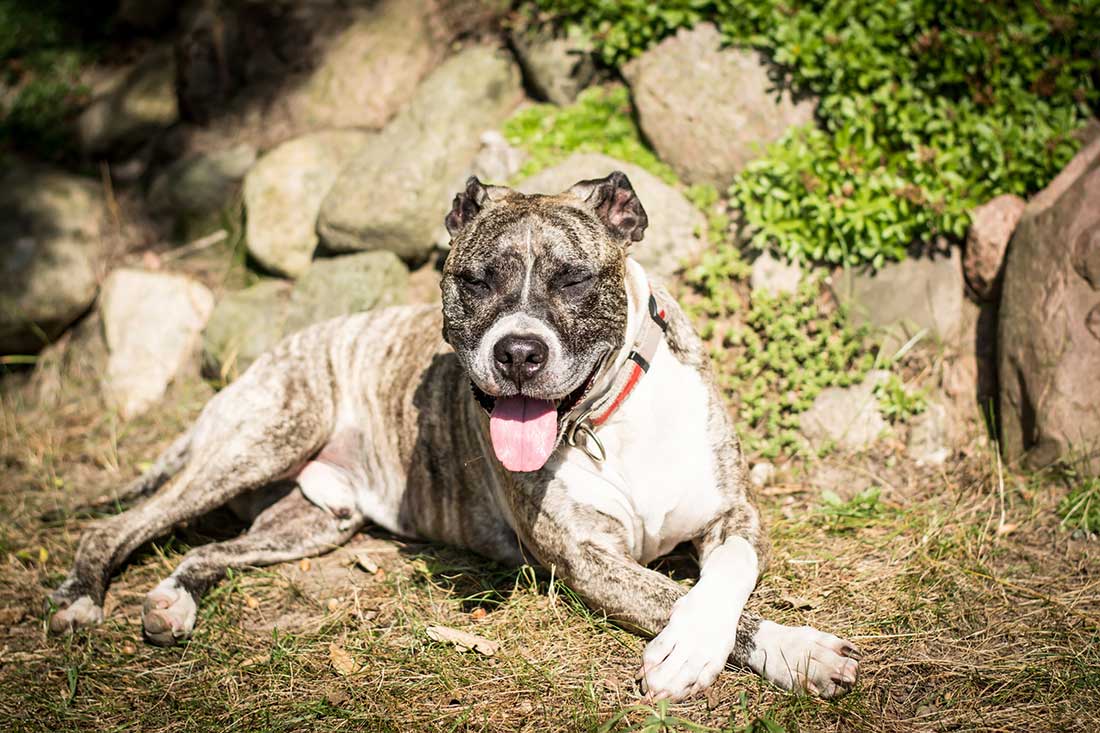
[49,360,336,635]
[142,486,363,644]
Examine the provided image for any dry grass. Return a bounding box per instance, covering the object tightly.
[2,286,1099,732]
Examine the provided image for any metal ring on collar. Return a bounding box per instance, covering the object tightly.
[566,420,606,463]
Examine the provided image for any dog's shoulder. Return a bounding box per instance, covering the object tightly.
[651,285,709,374]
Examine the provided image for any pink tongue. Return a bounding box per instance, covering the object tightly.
[489,397,559,472]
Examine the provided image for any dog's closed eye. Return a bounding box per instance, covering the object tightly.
[555,269,596,296]
[459,272,491,295]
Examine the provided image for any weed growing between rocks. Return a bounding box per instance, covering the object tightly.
[1051,462,1100,535]
[875,374,927,424]
[684,249,877,459]
[502,85,677,182]
[817,486,886,533]
[532,0,1098,268]
[1060,477,1100,534]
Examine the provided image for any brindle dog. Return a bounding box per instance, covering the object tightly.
[48,172,860,701]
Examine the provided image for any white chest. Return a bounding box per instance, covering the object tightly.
[553,343,724,564]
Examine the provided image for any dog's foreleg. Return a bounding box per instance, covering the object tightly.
[142,487,364,645]
[639,535,759,701]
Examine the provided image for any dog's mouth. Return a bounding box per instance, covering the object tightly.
[470,355,607,473]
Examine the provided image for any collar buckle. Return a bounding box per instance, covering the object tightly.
[565,411,606,463]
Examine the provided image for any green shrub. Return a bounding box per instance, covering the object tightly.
[501,85,678,183]
[685,253,878,459]
[531,0,1099,267]
[0,0,114,158]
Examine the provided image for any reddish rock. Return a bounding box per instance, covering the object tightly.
[998,139,1100,475]
[964,194,1025,300]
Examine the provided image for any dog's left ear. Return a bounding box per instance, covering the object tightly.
[568,171,648,244]
[445,177,510,237]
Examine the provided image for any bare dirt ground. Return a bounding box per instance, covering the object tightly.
[1,245,1098,732]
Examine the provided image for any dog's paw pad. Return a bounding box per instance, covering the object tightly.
[142,580,197,646]
[48,595,103,634]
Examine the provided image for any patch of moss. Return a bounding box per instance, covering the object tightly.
[502,85,677,183]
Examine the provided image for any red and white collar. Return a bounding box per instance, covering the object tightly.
[563,288,668,463]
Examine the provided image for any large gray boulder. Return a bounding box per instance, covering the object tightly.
[244,131,373,277]
[0,162,107,354]
[148,143,257,223]
[203,252,408,378]
[622,23,814,188]
[284,252,408,333]
[100,269,214,418]
[832,248,966,355]
[202,280,292,380]
[999,134,1100,474]
[77,47,178,155]
[318,46,523,265]
[517,153,707,283]
[510,25,596,105]
[285,0,442,133]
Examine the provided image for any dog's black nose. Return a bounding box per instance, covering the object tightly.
[493,335,548,383]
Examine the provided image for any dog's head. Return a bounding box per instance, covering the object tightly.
[441,171,648,472]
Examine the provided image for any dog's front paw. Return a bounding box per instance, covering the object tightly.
[638,605,735,702]
[142,579,197,646]
[749,622,861,699]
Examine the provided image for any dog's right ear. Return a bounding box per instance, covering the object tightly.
[445,177,509,237]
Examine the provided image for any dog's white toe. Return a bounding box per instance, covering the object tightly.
[748,621,861,699]
[48,595,103,634]
[142,579,197,646]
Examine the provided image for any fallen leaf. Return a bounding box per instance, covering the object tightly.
[469,607,487,620]
[780,594,819,610]
[425,625,499,656]
[325,689,349,706]
[0,607,25,625]
[705,684,721,711]
[350,551,379,574]
[329,642,359,676]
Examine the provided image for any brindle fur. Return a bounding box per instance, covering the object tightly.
[47,173,857,699]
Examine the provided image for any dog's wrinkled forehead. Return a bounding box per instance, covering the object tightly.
[443,171,648,268]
